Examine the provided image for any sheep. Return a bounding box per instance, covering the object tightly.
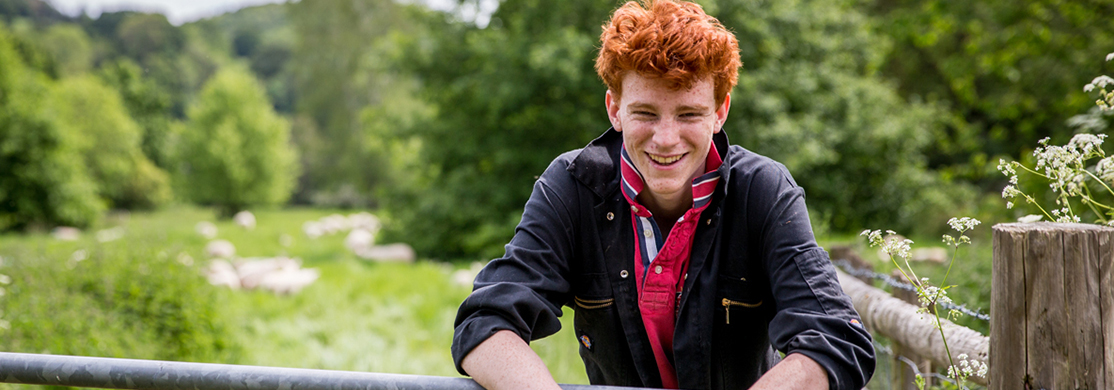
[205,240,236,259]
[95,227,125,243]
[195,221,218,239]
[203,259,242,289]
[258,266,319,295]
[52,227,81,241]
[233,211,256,230]
[344,228,376,253]
[354,243,416,263]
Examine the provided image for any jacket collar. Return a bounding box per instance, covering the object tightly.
[569,127,732,199]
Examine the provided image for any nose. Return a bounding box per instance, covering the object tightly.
[651,119,681,150]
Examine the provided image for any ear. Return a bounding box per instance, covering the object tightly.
[605,90,622,132]
[713,93,731,133]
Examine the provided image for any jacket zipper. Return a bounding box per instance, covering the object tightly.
[575,297,615,309]
[722,298,762,324]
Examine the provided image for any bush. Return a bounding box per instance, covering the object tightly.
[0,235,240,362]
[175,66,298,216]
[0,24,103,231]
[48,75,172,210]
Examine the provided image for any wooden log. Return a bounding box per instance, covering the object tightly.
[991,224,1026,390]
[992,222,1114,390]
[834,268,989,386]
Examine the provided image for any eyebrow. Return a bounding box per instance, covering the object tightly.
[626,103,712,112]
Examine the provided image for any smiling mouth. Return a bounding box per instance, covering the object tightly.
[648,153,685,166]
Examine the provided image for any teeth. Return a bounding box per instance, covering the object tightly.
[649,154,683,165]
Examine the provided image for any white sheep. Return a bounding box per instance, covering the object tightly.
[195,221,218,239]
[347,212,381,234]
[205,240,236,259]
[233,211,256,230]
[52,227,81,241]
[320,214,349,234]
[355,243,416,263]
[344,228,376,253]
[203,259,242,289]
[302,221,324,239]
[258,266,320,295]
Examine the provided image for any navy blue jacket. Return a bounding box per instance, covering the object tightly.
[452,129,874,390]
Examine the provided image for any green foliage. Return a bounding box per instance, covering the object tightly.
[383,0,615,259]
[867,0,1114,184]
[48,75,172,209]
[98,59,177,169]
[36,23,92,76]
[0,213,240,363]
[177,66,298,216]
[388,0,962,258]
[287,0,420,206]
[715,0,968,234]
[0,25,103,230]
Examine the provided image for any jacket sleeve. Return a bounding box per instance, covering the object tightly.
[746,160,875,390]
[450,156,580,376]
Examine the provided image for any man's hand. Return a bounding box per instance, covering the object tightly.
[749,353,829,390]
[461,330,563,390]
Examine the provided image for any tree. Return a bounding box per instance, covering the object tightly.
[176,66,298,216]
[0,25,102,230]
[287,0,420,206]
[711,0,965,233]
[867,0,1114,184]
[48,75,172,209]
[385,0,958,259]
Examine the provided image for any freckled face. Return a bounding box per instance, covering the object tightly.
[606,73,729,205]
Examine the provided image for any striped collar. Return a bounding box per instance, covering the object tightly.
[619,142,723,215]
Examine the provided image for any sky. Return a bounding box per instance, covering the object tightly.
[45,0,493,26]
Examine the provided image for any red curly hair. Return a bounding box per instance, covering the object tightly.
[595,0,741,106]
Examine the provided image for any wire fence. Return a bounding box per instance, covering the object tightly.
[831,259,991,322]
[869,339,987,390]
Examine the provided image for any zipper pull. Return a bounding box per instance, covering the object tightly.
[722,298,731,324]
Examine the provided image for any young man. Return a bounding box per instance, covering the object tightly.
[451,1,875,389]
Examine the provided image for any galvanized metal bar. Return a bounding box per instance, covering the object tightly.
[0,352,644,390]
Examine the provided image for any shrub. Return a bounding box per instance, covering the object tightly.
[48,75,172,210]
[0,237,241,363]
[175,66,298,216]
[0,24,103,231]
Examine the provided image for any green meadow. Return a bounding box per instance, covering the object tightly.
[0,207,589,387]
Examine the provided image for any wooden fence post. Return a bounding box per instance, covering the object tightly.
[991,223,1114,390]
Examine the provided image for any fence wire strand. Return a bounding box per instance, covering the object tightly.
[832,259,991,322]
[871,340,984,390]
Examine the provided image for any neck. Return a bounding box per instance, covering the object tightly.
[638,191,691,232]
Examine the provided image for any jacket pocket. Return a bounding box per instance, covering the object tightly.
[574,296,615,309]
[711,275,772,390]
[716,276,766,325]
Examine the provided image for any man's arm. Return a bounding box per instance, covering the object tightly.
[461,330,561,390]
[749,353,828,390]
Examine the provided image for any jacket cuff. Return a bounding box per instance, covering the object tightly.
[451,314,527,376]
[785,331,870,390]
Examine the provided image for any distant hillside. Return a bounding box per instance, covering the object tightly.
[0,0,70,24]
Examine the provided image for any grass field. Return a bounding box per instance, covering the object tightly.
[0,206,589,387]
[0,206,994,389]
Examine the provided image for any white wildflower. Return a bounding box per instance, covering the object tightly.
[1006,201,1014,209]
[1098,156,1114,185]
[1107,52,1114,62]
[1001,185,1020,199]
[1067,133,1106,157]
[947,217,981,233]
[1086,76,1114,93]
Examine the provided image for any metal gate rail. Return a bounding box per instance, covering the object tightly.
[0,352,645,390]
